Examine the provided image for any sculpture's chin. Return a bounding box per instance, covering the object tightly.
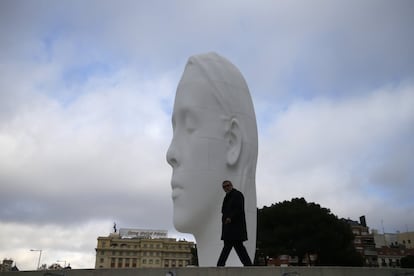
[172,205,195,234]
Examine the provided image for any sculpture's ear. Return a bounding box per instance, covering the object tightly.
[227,118,242,166]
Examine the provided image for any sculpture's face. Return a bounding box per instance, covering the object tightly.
[166,75,227,232]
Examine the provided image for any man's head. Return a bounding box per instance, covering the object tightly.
[222,180,233,193]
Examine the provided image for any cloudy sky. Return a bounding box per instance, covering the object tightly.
[1,0,413,270]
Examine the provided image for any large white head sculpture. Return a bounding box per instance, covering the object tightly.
[166,52,258,266]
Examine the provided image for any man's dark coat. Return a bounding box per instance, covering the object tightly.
[221,188,248,241]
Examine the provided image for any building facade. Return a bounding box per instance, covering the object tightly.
[0,259,18,272]
[397,231,414,249]
[345,216,378,266]
[373,230,398,248]
[376,246,414,268]
[95,229,195,269]
[373,230,414,249]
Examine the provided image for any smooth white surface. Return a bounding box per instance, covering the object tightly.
[167,52,258,266]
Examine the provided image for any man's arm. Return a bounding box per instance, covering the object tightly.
[226,191,244,223]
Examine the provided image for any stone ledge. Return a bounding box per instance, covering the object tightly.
[1,267,414,276]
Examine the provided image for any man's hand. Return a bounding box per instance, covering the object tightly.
[225,218,231,224]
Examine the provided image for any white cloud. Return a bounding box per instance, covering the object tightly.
[257,83,414,232]
[0,220,111,270]
[0,64,178,225]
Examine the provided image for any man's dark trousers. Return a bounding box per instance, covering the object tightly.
[217,240,252,266]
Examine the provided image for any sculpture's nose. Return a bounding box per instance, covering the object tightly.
[166,141,179,168]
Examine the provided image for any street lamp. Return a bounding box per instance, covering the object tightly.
[30,249,42,270]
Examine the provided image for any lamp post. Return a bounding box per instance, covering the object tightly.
[30,249,42,270]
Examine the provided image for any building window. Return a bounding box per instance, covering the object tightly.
[100,258,104,263]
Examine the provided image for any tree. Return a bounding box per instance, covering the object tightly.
[401,255,414,268]
[190,244,199,266]
[256,197,363,266]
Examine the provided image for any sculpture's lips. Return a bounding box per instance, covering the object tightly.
[171,182,183,200]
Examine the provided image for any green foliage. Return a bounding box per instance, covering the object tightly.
[401,255,414,268]
[191,245,199,266]
[256,197,363,266]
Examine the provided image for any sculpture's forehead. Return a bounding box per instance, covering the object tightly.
[174,80,222,112]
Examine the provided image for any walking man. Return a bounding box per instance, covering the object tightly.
[217,180,253,266]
